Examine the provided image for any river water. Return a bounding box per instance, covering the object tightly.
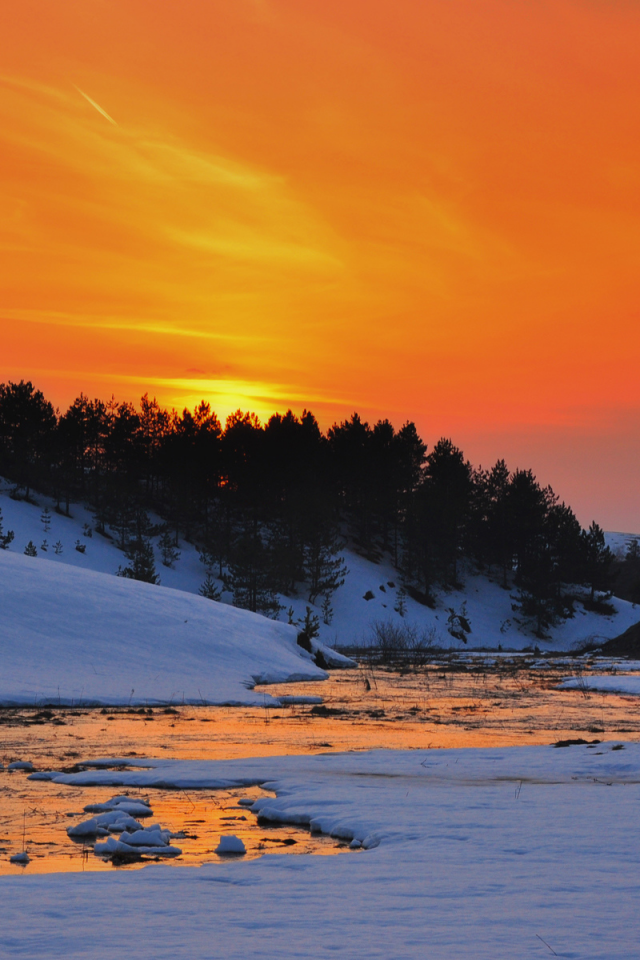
[2,653,639,874]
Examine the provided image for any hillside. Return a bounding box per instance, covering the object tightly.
[1,483,638,654]
[0,550,329,707]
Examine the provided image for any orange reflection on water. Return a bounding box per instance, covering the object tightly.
[2,658,640,873]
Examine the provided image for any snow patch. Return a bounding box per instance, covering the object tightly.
[0,550,328,707]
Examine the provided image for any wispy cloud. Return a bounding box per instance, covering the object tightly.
[73,85,117,125]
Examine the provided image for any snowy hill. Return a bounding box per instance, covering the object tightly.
[324,551,640,652]
[0,551,328,707]
[1,483,638,655]
[605,531,639,556]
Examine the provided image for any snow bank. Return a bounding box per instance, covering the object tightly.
[0,551,327,707]
[29,743,640,795]
[558,674,640,696]
[5,744,640,958]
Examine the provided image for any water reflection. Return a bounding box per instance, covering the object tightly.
[2,654,640,874]
[0,780,342,876]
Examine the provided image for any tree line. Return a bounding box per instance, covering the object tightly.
[0,380,615,636]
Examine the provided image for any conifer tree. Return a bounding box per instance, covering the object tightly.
[298,606,321,644]
[199,571,222,601]
[582,522,613,602]
[304,528,347,605]
[226,530,280,618]
[394,586,407,617]
[0,508,14,549]
[626,538,640,562]
[422,438,473,586]
[24,540,37,556]
[0,380,56,499]
[117,528,159,584]
[159,525,180,567]
[321,594,334,625]
[40,506,51,533]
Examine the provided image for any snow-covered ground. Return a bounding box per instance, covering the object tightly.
[605,530,639,556]
[558,674,640,696]
[329,552,640,651]
[1,484,638,652]
[0,551,329,707]
[1,743,637,958]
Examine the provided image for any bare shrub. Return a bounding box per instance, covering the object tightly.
[366,619,437,667]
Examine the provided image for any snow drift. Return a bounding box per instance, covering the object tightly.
[0,551,328,707]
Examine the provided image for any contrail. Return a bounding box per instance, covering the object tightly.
[74,85,117,125]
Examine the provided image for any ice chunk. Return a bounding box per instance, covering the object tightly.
[9,852,30,864]
[8,760,34,771]
[109,802,153,817]
[94,836,181,857]
[215,835,246,855]
[67,811,141,837]
[118,827,172,848]
[84,800,152,817]
[110,795,151,806]
[84,795,152,814]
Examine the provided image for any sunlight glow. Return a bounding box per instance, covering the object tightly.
[1,1,640,525]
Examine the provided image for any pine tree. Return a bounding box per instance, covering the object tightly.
[304,524,347,604]
[108,494,138,551]
[117,536,160,584]
[0,380,56,500]
[159,526,181,567]
[0,508,14,549]
[321,593,334,625]
[198,545,215,572]
[199,571,222,601]
[24,540,37,557]
[422,438,473,586]
[298,606,320,644]
[626,538,640,562]
[481,460,512,585]
[394,585,407,617]
[226,530,281,618]
[40,506,51,533]
[582,522,613,603]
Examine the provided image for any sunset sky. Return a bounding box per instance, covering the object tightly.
[1,1,639,529]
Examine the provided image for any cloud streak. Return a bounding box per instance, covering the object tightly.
[73,85,117,125]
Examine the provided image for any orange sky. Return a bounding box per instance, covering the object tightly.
[1,1,640,528]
